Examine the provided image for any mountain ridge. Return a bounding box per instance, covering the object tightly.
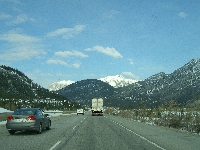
[48,75,139,91]
[107,58,200,107]
[57,79,116,106]
[56,58,200,108]
[0,65,78,110]
[1,58,200,109]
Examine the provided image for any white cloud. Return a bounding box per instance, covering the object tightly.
[46,59,81,68]
[0,13,12,20]
[177,12,187,18]
[0,30,45,61]
[85,45,123,58]
[46,59,69,67]
[0,30,38,43]
[122,72,140,80]
[72,61,81,68]
[3,14,36,25]
[46,25,86,39]
[128,59,134,65]
[55,50,88,58]
[12,14,35,24]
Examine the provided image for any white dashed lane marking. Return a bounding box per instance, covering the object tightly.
[49,141,61,150]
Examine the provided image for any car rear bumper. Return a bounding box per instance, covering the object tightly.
[92,110,103,116]
[92,112,103,116]
[6,122,39,131]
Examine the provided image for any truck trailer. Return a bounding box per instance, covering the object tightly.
[91,98,103,116]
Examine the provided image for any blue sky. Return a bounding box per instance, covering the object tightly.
[0,0,199,88]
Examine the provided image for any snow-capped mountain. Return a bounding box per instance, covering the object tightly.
[48,80,75,91]
[99,75,138,88]
[49,59,200,107]
[48,75,138,91]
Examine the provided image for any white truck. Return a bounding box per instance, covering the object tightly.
[77,109,84,115]
[91,98,103,116]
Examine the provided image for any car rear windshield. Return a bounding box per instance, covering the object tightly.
[13,109,36,115]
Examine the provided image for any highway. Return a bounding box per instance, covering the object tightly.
[0,112,200,150]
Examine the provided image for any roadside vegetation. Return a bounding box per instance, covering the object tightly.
[0,97,81,112]
[0,112,12,122]
[105,99,200,134]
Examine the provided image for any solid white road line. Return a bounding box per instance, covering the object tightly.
[105,116,166,150]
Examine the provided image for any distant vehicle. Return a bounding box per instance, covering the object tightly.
[77,109,84,115]
[91,98,103,116]
[6,108,51,135]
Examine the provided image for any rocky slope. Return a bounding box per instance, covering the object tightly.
[56,59,200,108]
[56,79,116,105]
[0,65,77,110]
[107,59,200,107]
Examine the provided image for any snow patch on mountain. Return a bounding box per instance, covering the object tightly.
[100,75,139,88]
[48,80,75,91]
[48,75,139,91]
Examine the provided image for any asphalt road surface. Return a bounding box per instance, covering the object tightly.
[0,112,200,150]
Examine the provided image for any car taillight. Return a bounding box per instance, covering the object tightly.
[28,115,36,120]
[7,115,13,120]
